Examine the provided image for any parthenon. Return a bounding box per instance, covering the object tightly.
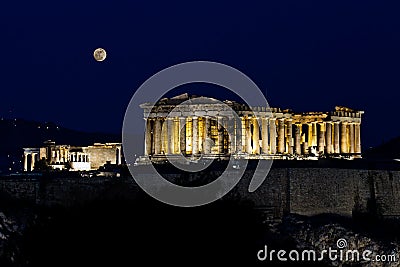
[140,93,363,160]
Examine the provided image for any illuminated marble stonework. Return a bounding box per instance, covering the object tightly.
[140,94,364,160]
[23,141,122,171]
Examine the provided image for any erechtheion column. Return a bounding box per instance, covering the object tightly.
[23,153,28,171]
[31,153,36,171]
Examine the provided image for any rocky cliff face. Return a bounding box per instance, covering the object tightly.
[265,214,400,266]
[0,201,399,266]
[0,210,34,266]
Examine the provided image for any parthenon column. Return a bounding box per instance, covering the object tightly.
[179,117,186,154]
[287,119,293,154]
[277,118,285,153]
[334,122,340,153]
[252,117,260,154]
[227,117,235,154]
[167,118,174,154]
[307,123,313,148]
[269,118,277,154]
[303,125,309,155]
[223,118,229,154]
[349,123,355,154]
[217,116,224,154]
[261,117,269,154]
[325,122,332,154]
[355,123,361,154]
[173,118,179,154]
[317,123,325,154]
[340,122,348,154]
[294,124,301,155]
[162,119,167,153]
[192,117,199,155]
[245,117,252,154]
[144,118,152,156]
[204,116,211,154]
[154,118,162,155]
[236,118,243,153]
[312,122,318,147]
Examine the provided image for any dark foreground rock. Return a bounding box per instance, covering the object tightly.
[0,198,399,267]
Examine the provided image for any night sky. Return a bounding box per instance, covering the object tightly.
[1,0,400,148]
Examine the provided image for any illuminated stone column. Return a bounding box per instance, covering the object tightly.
[245,117,252,154]
[355,123,361,154]
[167,118,174,154]
[223,118,229,154]
[204,116,211,154]
[312,122,318,147]
[294,124,301,155]
[303,125,309,154]
[144,118,152,156]
[307,123,313,148]
[56,150,60,163]
[277,118,285,153]
[236,118,243,153]
[23,153,28,172]
[227,117,235,154]
[162,118,168,153]
[334,122,340,153]
[117,147,122,165]
[192,117,199,155]
[154,118,162,155]
[31,153,36,171]
[261,117,269,154]
[269,118,277,154]
[252,117,260,154]
[218,116,224,154]
[317,123,325,154]
[179,117,186,154]
[349,123,355,154]
[340,122,348,154]
[173,118,179,154]
[325,122,332,154]
[287,119,293,154]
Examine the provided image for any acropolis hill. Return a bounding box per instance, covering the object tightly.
[0,94,399,221]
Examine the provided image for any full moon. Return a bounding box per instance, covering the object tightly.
[93,48,107,62]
